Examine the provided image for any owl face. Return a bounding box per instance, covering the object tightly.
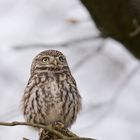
[41,54,67,67]
[31,50,69,73]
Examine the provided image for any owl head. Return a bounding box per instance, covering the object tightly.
[31,50,69,74]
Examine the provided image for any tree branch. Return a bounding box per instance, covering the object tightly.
[0,121,96,140]
[13,35,100,50]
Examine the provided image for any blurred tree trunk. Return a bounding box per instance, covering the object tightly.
[80,0,140,59]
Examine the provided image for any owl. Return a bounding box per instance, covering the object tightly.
[22,50,81,128]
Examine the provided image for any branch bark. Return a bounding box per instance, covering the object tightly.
[0,121,95,140]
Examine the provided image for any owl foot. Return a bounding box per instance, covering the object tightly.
[39,128,57,140]
[51,121,70,137]
[51,121,78,138]
[52,121,65,129]
[39,128,49,140]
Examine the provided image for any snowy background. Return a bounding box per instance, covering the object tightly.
[0,0,140,140]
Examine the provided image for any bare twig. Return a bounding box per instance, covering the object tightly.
[13,35,101,50]
[57,138,95,140]
[0,121,96,140]
[23,137,30,140]
[0,121,66,139]
[72,39,105,72]
[89,61,140,127]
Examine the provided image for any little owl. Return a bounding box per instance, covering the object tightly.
[22,50,81,128]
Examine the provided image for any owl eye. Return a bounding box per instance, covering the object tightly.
[59,56,65,62]
[42,57,50,62]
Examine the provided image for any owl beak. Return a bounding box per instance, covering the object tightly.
[53,59,58,66]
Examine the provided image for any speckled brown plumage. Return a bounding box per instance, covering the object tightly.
[22,50,81,128]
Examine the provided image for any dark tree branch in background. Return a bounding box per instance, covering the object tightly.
[89,62,140,127]
[72,40,105,72]
[80,0,140,59]
[13,35,101,50]
[0,121,95,140]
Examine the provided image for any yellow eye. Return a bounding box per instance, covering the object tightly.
[42,57,50,62]
[59,56,64,62]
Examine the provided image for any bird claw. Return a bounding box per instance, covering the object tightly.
[39,128,49,140]
[52,121,65,130]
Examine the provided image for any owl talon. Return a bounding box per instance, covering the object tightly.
[52,121,65,129]
[39,128,49,140]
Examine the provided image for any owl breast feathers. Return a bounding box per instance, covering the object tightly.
[22,50,81,128]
